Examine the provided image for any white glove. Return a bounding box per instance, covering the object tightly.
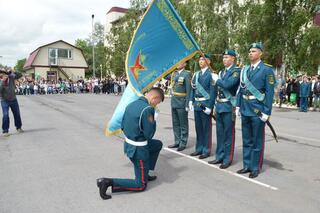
[154,111,159,121]
[188,101,194,111]
[260,113,269,122]
[185,107,189,112]
[235,107,241,117]
[211,73,219,82]
[203,107,211,115]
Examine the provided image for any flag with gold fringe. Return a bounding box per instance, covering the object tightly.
[106,0,200,136]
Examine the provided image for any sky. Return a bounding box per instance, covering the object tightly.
[0,0,130,67]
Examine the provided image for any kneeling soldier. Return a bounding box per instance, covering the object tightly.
[97,88,164,199]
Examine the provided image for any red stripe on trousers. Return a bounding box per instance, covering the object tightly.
[229,123,235,162]
[208,115,212,153]
[258,125,266,172]
[114,160,146,191]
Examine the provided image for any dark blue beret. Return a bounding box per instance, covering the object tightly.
[223,49,237,57]
[249,42,263,51]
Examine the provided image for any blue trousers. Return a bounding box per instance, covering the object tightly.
[112,139,162,192]
[215,112,235,165]
[241,116,265,173]
[194,110,212,155]
[300,97,308,112]
[1,99,22,133]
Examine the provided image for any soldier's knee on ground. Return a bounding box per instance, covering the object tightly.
[150,139,163,150]
[135,181,147,192]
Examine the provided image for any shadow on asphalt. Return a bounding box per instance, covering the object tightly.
[264,158,294,172]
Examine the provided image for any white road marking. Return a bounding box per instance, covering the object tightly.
[163,147,279,191]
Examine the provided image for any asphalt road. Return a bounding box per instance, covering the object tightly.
[0,94,319,213]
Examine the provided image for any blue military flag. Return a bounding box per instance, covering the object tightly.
[106,0,200,136]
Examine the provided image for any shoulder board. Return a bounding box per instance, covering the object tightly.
[265,63,273,67]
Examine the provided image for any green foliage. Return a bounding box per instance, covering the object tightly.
[105,0,148,77]
[75,22,107,78]
[14,58,26,72]
[103,0,320,76]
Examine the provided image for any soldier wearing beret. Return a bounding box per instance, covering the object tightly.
[209,49,240,169]
[189,54,216,159]
[236,43,275,178]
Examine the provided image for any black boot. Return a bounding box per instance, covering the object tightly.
[96,178,113,200]
[148,175,157,181]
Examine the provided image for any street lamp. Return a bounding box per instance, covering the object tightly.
[100,64,102,80]
[92,14,95,78]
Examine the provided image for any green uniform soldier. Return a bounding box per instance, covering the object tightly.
[236,42,275,178]
[209,49,240,169]
[167,61,192,151]
[97,88,164,200]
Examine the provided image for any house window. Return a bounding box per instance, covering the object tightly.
[58,49,72,59]
[48,48,72,65]
[48,48,58,65]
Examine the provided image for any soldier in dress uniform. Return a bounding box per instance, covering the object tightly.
[236,42,275,178]
[97,87,164,199]
[208,49,240,169]
[189,54,216,159]
[167,61,192,151]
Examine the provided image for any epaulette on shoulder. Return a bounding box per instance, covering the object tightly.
[265,63,273,67]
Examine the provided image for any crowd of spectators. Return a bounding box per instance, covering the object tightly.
[274,74,320,111]
[15,77,129,95]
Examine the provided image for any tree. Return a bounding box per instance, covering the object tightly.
[75,22,107,78]
[14,58,26,72]
[234,0,320,75]
[105,0,148,77]
[104,0,320,77]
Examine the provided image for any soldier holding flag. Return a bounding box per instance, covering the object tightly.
[97,88,164,199]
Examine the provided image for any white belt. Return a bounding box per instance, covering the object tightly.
[242,95,257,100]
[195,97,207,101]
[217,98,229,102]
[125,137,147,146]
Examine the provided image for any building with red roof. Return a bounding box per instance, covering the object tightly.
[23,40,88,82]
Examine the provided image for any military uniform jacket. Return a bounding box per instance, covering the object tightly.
[121,97,156,160]
[171,70,191,109]
[237,61,275,116]
[215,65,240,113]
[190,68,216,111]
[300,82,311,97]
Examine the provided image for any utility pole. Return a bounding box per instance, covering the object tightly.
[92,14,95,78]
